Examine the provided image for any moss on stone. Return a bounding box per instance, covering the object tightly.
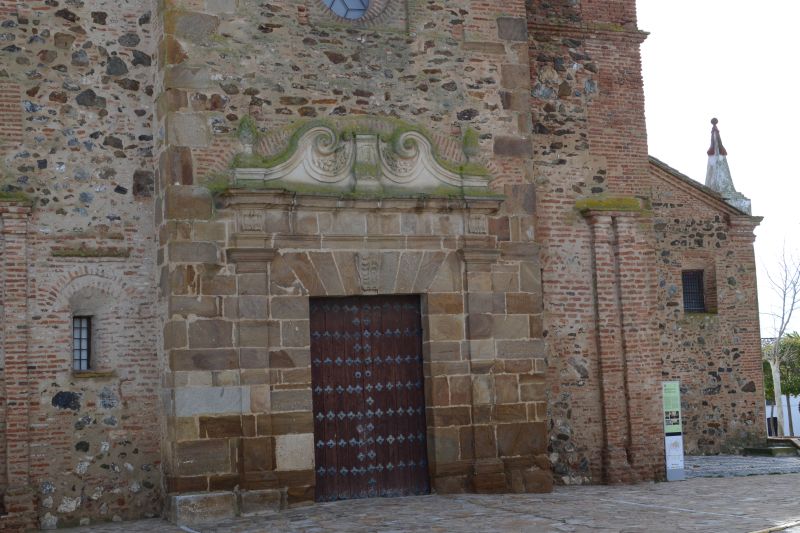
[462,127,480,158]
[0,190,33,204]
[230,117,491,178]
[236,115,260,144]
[575,195,649,213]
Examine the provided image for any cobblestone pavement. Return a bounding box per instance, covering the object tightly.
[685,454,800,478]
[60,472,800,533]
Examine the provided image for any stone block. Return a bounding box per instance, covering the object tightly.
[467,313,493,339]
[199,415,243,438]
[496,339,545,359]
[242,436,275,472]
[395,252,423,293]
[492,315,529,339]
[271,389,311,412]
[281,320,310,347]
[429,406,471,427]
[500,64,530,89]
[171,349,238,371]
[170,242,219,263]
[165,64,212,89]
[493,136,533,158]
[425,341,462,362]
[238,296,269,319]
[431,427,460,465]
[169,296,218,317]
[427,293,463,314]
[414,251,446,293]
[271,296,308,319]
[162,146,194,185]
[271,412,313,435]
[497,17,527,41]
[202,275,236,296]
[428,315,465,341]
[309,252,345,295]
[473,375,493,405]
[275,434,314,471]
[507,293,536,314]
[189,319,233,348]
[166,10,220,42]
[496,422,546,457]
[239,489,283,516]
[239,273,268,295]
[174,386,247,416]
[174,439,231,476]
[193,221,227,242]
[239,321,270,347]
[165,320,188,349]
[449,375,471,405]
[473,424,498,459]
[169,492,236,526]
[168,112,212,148]
[495,374,519,404]
[519,467,552,493]
[205,0,239,14]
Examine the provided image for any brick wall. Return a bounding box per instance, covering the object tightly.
[528,0,664,483]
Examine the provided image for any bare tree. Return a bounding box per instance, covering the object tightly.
[762,249,800,437]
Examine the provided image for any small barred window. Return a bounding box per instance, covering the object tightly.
[73,316,92,371]
[681,270,705,312]
[323,0,369,19]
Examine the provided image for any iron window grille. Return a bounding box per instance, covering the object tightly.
[681,270,706,312]
[72,316,91,371]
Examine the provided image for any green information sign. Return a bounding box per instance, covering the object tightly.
[662,381,682,435]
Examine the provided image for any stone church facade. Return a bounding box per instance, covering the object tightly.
[0,0,764,529]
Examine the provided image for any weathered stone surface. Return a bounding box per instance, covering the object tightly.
[166,10,220,43]
[189,319,233,348]
[497,17,528,41]
[169,242,219,263]
[271,389,311,412]
[168,113,212,148]
[171,349,237,371]
[238,489,283,516]
[275,434,314,471]
[169,492,236,526]
[174,439,231,475]
[166,186,213,220]
[494,136,533,157]
[175,386,248,416]
[496,422,546,457]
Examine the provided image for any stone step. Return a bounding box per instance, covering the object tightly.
[744,446,799,457]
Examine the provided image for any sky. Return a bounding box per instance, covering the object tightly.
[637,1,800,337]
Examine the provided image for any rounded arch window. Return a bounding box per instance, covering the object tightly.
[323,0,370,20]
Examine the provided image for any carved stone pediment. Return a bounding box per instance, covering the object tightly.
[233,121,492,197]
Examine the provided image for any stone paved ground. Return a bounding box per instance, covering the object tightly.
[60,476,800,532]
[685,454,800,478]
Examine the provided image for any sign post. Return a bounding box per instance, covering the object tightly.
[662,381,685,481]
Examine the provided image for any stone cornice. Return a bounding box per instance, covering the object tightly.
[225,189,503,214]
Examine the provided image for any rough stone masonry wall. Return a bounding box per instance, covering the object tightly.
[0,0,161,528]
[527,0,664,484]
[649,163,764,454]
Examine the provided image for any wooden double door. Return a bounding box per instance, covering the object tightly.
[310,295,430,502]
